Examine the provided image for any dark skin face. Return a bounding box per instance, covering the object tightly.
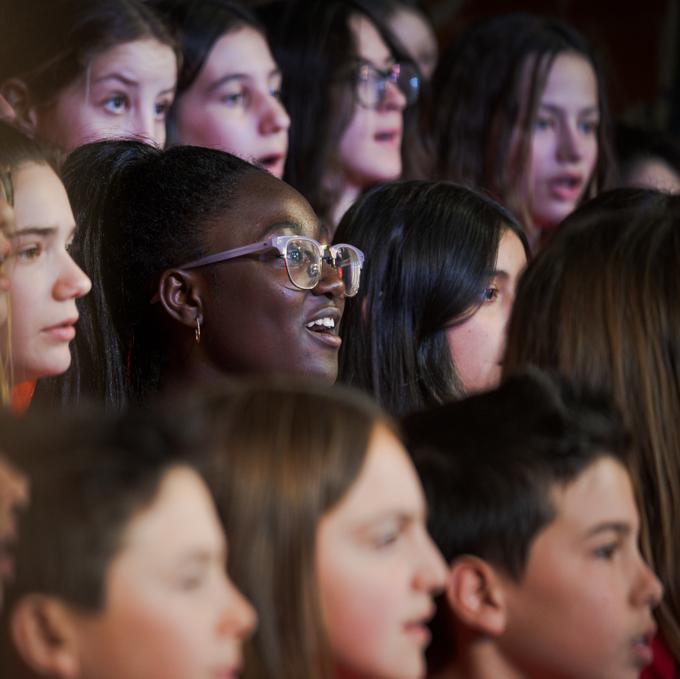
[194,171,346,382]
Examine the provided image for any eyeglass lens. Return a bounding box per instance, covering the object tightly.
[283,239,361,296]
[357,63,419,108]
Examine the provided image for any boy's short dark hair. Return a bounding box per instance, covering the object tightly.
[403,369,630,580]
[0,402,212,616]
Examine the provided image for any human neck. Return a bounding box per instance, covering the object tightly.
[332,181,362,229]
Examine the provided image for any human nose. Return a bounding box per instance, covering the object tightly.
[632,555,664,610]
[217,575,258,640]
[557,120,583,162]
[414,529,448,594]
[379,75,407,112]
[258,93,290,135]
[130,107,164,148]
[53,253,92,301]
[313,250,347,300]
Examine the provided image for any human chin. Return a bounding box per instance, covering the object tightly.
[23,343,72,381]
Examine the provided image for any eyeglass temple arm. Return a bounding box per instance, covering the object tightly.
[179,240,275,270]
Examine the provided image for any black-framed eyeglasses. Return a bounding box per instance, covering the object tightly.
[354,61,420,109]
[178,235,365,297]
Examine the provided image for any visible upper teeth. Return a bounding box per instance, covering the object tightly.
[306,317,335,329]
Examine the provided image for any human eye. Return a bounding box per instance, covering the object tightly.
[102,93,130,115]
[220,85,248,109]
[154,98,172,120]
[534,114,555,131]
[593,542,620,560]
[481,284,499,303]
[579,118,599,135]
[16,242,43,262]
[176,567,207,591]
[269,75,283,100]
[371,519,404,549]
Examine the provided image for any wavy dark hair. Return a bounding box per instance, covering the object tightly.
[34,141,262,411]
[334,179,527,417]
[264,0,423,229]
[504,188,680,662]
[428,12,614,227]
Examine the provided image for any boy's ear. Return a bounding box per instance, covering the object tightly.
[10,595,82,679]
[445,555,507,637]
[158,269,205,330]
[0,79,38,135]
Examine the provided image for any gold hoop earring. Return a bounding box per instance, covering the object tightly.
[195,317,201,344]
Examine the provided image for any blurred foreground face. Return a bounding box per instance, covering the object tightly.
[316,424,447,679]
[66,466,256,679]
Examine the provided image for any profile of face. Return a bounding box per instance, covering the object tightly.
[510,51,600,232]
[388,7,438,79]
[7,162,91,383]
[446,228,527,394]
[62,466,256,679]
[190,171,346,383]
[499,457,662,679]
[33,39,177,152]
[316,424,447,679]
[175,27,290,179]
[338,15,407,195]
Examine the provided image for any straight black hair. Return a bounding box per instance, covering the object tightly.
[334,179,527,416]
[33,141,262,410]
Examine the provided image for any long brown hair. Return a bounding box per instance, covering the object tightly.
[503,188,680,659]
[203,379,394,679]
[428,13,614,230]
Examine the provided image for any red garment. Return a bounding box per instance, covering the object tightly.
[642,635,676,679]
[10,381,35,415]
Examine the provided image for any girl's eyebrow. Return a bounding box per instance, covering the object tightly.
[92,73,139,87]
[538,103,599,116]
[208,67,282,91]
[9,226,57,238]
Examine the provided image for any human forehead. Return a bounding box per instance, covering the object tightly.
[543,457,637,543]
[12,163,75,232]
[115,465,225,560]
[208,172,322,248]
[539,51,598,108]
[495,228,527,275]
[350,13,393,69]
[200,26,276,82]
[326,425,426,528]
[87,38,177,88]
